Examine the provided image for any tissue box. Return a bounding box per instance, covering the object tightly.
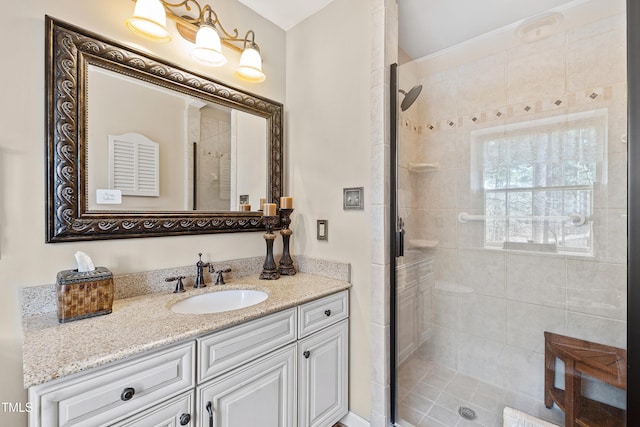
[57,267,114,323]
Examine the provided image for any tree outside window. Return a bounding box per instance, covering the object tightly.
[472,109,607,255]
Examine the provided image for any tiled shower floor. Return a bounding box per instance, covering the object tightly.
[396,352,565,427]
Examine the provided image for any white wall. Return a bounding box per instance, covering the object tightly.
[234,111,267,208]
[286,0,373,419]
[88,69,187,211]
[0,1,284,425]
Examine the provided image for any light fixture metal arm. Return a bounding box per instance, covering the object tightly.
[133,0,256,53]
[200,4,239,41]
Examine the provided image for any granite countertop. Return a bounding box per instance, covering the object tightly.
[22,273,350,388]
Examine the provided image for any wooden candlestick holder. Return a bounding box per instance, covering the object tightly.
[260,215,281,280]
[278,208,296,275]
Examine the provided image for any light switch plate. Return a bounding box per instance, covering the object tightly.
[317,220,328,241]
[96,189,122,204]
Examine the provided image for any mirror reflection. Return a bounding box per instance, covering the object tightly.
[87,65,267,212]
[45,17,282,242]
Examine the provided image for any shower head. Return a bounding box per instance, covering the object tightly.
[399,85,422,111]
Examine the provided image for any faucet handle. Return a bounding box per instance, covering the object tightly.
[208,267,231,285]
[166,276,186,293]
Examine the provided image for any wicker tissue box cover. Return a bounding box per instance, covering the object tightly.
[56,267,114,323]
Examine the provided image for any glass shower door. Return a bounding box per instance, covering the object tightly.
[391,2,628,425]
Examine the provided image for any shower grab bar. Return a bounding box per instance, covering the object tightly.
[457,212,586,225]
[457,213,486,223]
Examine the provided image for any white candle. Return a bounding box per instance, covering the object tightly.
[240,204,251,211]
[263,203,277,216]
[259,198,266,210]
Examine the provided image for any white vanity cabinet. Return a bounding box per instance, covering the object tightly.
[195,291,349,427]
[297,291,349,427]
[28,290,349,427]
[28,341,195,427]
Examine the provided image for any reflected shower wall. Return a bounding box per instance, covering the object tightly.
[187,104,232,211]
[396,1,627,422]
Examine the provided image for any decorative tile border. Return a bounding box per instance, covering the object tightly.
[400,84,620,135]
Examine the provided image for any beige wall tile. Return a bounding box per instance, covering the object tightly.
[506,254,566,308]
[504,347,545,400]
[433,248,458,283]
[457,333,506,388]
[456,209,487,249]
[423,325,458,369]
[567,17,626,92]
[458,294,506,341]
[567,260,626,320]
[419,71,458,124]
[457,249,506,298]
[415,168,458,210]
[432,291,457,330]
[507,34,566,105]
[417,129,458,170]
[506,301,566,353]
[416,210,458,248]
[566,312,626,349]
[457,53,506,116]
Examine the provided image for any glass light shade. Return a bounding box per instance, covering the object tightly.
[234,46,266,82]
[126,0,171,42]
[191,24,227,67]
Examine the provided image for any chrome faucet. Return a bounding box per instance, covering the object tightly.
[195,253,210,288]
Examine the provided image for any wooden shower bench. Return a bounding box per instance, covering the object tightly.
[544,332,626,427]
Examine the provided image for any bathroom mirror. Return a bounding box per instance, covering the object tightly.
[45,17,282,242]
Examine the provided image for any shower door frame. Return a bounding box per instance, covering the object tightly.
[626,0,640,424]
[388,1,640,423]
[389,62,400,425]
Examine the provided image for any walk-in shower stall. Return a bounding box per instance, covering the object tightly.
[391,1,629,425]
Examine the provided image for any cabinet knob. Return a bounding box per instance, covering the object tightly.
[120,387,135,401]
[303,350,311,359]
[180,413,191,425]
[324,309,331,317]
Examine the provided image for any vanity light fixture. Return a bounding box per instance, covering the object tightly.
[234,30,266,82]
[125,0,266,82]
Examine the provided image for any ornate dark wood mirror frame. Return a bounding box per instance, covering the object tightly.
[45,16,282,242]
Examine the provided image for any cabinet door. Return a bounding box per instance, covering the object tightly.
[197,344,296,427]
[397,283,417,365]
[298,320,348,427]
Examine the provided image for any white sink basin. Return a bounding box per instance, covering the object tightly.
[171,289,268,314]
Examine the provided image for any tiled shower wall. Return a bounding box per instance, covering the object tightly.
[397,11,627,406]
[187,105,232,211]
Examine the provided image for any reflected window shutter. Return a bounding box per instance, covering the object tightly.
[108,134,159,197]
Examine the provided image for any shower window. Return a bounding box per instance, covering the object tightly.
[472,109,607,255]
